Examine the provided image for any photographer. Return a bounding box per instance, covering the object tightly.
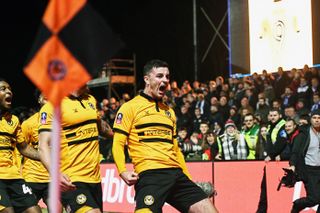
[287,109,320,212]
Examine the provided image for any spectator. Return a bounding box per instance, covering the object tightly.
[257,108,287,213]
[176,104,192,134]
[288,109,320,212]
[217,95,230,123]
[191,107,206,133]
[245,88,258,110]
[281,87,297,109]
[185,132,203,161]
[263,80,275,104]
[240,113,260,160]
[213,121,224,136]
[296,76,312,108]
[255,97,270,124]
[296,98,310,117]
[310,77,320,94]
[255,124,268,160]
[216,119,247,160]
[280,118,299,161]
[238,96,254,117]
[310,92,320,112]
[274,66,290,99]
[208,105,224,129]
[193,89,210,117]
[283,105,300,124]
[228,105,241,129]
[201,132,219,161]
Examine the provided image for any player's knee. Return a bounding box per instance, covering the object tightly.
[135,207,153,213]
[189,198,218,213]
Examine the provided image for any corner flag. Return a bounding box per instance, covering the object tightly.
[24,0,123,106]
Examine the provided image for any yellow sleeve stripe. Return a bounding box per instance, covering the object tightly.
[135,122,173,131]
[113,128,129,136]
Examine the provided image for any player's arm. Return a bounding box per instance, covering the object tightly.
[112,132,138,186]
[97,117,114,138]
[38,130,52,172]
[17,141,40,161]
[112,104,138,186]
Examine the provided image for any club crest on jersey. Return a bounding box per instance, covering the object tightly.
[40,112,47,124]
[165,110,171,118]
[116,113,123,124]
[76,193,87,204]
[6,119,13,126]
[88,102,95,110]
[144,195,154,206]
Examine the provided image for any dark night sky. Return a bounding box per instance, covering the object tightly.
[1,0,227,108]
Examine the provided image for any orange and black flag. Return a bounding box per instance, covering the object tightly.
[24,0,123,106]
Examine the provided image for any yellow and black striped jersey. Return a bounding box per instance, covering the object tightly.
[113,92,190,177]
[21,112,49,182]
[38,94,101,183]
[0,112,24,179]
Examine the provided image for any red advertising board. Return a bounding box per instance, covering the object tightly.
[39,161,318,212]
[214,161,264,213]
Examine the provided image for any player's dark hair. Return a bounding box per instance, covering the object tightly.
[143,59,169,76]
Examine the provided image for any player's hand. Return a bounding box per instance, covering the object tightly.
[60,173,76,192]
[275,155,281,162]
[120,171,139,186]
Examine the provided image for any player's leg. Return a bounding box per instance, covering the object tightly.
[6,179,40,213]
[134,169,175,213]
[62,182,102,213]
[166,169,218,213]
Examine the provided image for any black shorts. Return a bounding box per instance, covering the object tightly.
[0,179,38,212]
[134,168,207,213]
[61,182,102,213]
[27,182,49,205]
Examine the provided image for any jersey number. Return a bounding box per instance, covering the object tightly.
[22,184,32,195]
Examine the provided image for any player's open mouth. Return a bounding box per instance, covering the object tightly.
[5,96,12,104]
[159,85,167,92]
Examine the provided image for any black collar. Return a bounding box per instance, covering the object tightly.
[140,91,162,102]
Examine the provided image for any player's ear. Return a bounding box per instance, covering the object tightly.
[144,75,149,85]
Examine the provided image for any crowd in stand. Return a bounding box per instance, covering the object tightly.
[12,64,320,163]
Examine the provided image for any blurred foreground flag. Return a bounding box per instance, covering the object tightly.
[24,0,123,106]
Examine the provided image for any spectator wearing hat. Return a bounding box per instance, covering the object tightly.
[216,119,248,160]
